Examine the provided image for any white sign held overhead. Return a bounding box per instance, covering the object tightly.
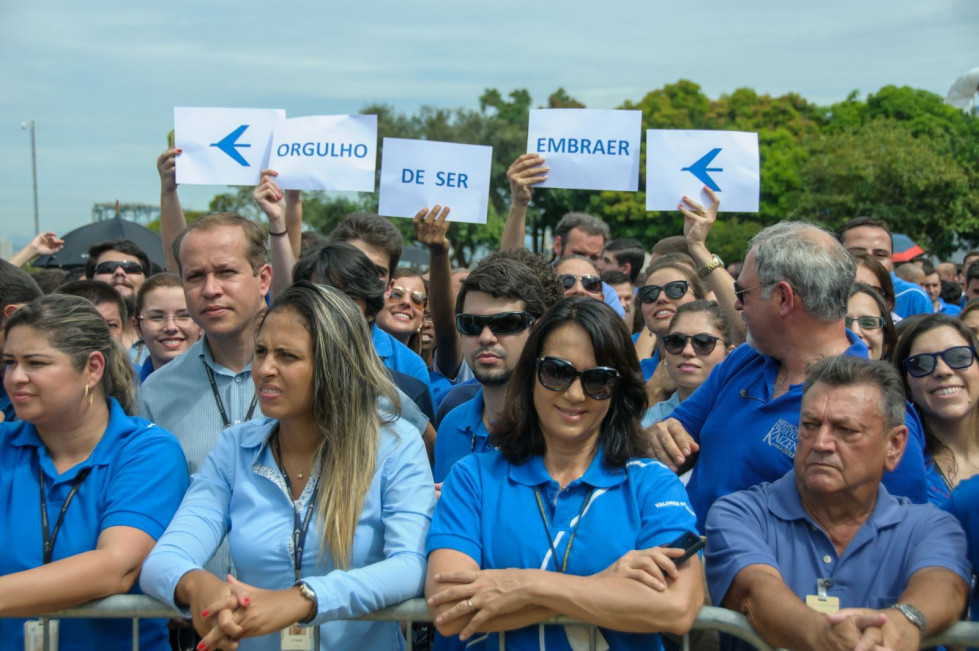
[268,115,377,192]
[646,130,760,212]
[378,138,492,224]
[174,107,286,186]
[527,109,642,191]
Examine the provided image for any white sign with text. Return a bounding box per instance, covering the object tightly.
[268,115,377,191]
[646,129,760,212]
[174,107,286,186]
[527,109,642,191]
[378,138,492,224]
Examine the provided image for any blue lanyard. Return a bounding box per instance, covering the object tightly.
[38,458,91,565]
[273,428,318,580]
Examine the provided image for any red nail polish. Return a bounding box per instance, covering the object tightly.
[242,598,251,606]
[177,149,183,153]
[197,643,206,651]
[201,610,209,618]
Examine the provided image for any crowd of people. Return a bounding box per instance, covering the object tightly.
[0,146,978,651]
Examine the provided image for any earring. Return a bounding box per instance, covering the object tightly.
[84,383,94,407]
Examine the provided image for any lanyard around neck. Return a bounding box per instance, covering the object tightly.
[273,428,319,580]
[38,458,91,565]
[203,361,258,428]
[534,485,594,573]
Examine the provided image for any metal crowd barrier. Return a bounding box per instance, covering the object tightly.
[33,595,979,650]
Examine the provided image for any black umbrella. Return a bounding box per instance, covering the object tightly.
[35,216,165,270]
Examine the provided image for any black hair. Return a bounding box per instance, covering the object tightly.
[84,239,150,279]
[292,242,386,320]
[456,256,548,318]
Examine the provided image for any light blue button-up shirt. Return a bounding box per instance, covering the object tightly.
[141,415,435,650]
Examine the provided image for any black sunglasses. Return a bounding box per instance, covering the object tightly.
[536,356,620,400]
[560,274,603,294]
[845,316,886,331]
[456,312,535,337]
[662,332,723,356]
[94,260,144,275]
[638,281,688,304]
[903,345,976,378]
[733,280,776,302]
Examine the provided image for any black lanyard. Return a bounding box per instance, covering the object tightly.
[273,429,319,581]
[203,362,258,428]
[39,461,92,565]
[534,486,594,573]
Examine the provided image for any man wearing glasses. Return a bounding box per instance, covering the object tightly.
[84,239,151,355]
[648,221,928,532]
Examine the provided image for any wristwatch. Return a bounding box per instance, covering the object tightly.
[889,603,926,634]
[699,254,724,278]
[295,580,318,624]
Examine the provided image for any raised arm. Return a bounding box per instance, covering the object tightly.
[158,147,186,273]
[414,205,461,378]
[8,232,64,267]
[680,188,746,344]
[501,154,547,251]
[284,189,302,260]
[253,169,294,299]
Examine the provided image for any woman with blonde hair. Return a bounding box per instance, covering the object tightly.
[141,281,435,650]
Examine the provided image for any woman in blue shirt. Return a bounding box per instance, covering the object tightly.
[141,281,435,650]
[0,294,188,650]
[426,297,702,650]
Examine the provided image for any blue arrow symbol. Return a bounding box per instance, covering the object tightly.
[210,124,252,166]
[682,148,723,192]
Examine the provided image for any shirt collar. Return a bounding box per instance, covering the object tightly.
[199,335,251,376]
[509,445,628,489]
[768,469,904,529]
[371,324,392,358]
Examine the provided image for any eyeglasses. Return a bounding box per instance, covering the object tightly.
[559,274,603,294]
[903,345,977,378]
[733,280,776,302]
[662,332,723,356]
[139,312,194,327]
[94,260,144,275]
[387,286,427,309]
[536,356,620,400]
[845,316,886,331]
[456,312,535,337]
[638,281,689,304]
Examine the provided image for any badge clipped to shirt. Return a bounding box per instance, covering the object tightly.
[24,619,59,651]
[805,578,840,614]
[280,623,316,651]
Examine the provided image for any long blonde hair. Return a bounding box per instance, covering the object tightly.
[256,281,401,567]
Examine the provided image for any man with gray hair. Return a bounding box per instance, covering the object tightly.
[649,221,927,531]
[706,356,969,651]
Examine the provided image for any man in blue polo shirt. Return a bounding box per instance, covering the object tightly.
[839,217,932,319]
[706,356,969,651]
[648,222,928,531]
[433,256,548,483]
[0,260,42,422]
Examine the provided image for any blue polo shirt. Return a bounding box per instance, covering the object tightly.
[0,399,189,651]
[0,383,14,423]
[433,389,495,483]
[892,273,933,318]
[672,334,928,531]
[428,449,697,651]
[707,471,970,651]
[372,324,433,399]
[630,333,660,381]
[938,298,963,316]
[942,475,979,621]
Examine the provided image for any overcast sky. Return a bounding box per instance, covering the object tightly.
[1,0,976,247]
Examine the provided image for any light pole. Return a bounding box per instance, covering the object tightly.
[20,120,39,235]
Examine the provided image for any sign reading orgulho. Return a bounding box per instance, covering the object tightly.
[268,115,377,192]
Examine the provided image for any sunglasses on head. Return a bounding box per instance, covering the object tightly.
[94,260,144,275]
[536,356,620,400]
[845,316,886,331]
[638,281,688,304]
[456,311,535,337]
[559,274,603,294]
[387,286,427,308]
[903,345,977,378]
[662,332,723,356]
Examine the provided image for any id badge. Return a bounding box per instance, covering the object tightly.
[24,619,59,651]
[806,594,840,614]
[280,623,316,650]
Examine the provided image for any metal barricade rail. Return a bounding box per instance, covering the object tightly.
[31,595,979,650]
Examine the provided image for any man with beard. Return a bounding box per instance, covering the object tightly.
[432,256,547,483]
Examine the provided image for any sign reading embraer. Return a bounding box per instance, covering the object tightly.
[645,130,759,212]
[174,107,285,186]
[268,115,377,192]
[526,109,641,191]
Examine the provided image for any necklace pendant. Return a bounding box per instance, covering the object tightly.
[297,470,304,480]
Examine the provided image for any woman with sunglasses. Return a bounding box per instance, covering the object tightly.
[894,314,979,505]
[636,258,706,380]
[375,269,429,354]
[847,283,897,361]
[426,297,702,649]
[132,273,202,381]
[555,255,604,299]
[643,301,735,427]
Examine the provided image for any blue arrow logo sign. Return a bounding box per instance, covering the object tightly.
[210,125,252,166]
[682,148,723,192]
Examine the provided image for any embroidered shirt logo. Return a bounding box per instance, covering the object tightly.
[763,418,798,457]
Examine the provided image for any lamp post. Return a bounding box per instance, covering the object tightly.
[20,120,39,235]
